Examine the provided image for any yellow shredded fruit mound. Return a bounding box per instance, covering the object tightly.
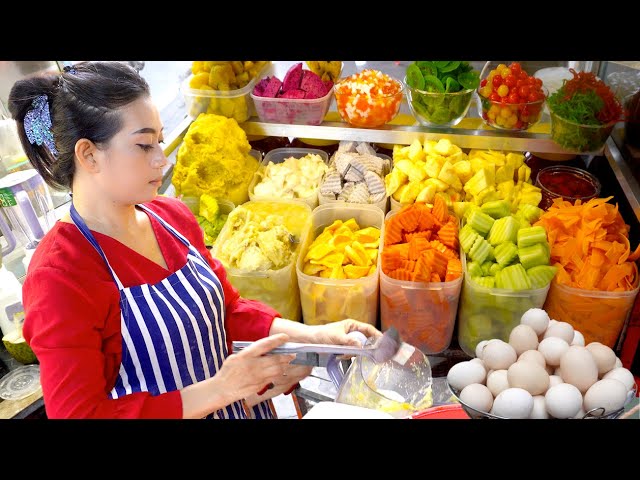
[172,113,259,205]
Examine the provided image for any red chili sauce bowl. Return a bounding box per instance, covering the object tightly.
[535,165,601,210]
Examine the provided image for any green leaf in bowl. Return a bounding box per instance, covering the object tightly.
[417,61,438,78]
[440,61,461,73]
[406,64,425,90]
[458,71,480,90]
[423,75,445,93]
[445,77,460,93]
[433,61,451,69]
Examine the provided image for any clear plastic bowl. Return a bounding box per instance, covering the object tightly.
[379,212,463,355]
[457,253,551,357]
[548,109,618,152]
[211,199,312,322]
[404,76,474,128]
[180,62,273,123]
[535,165,601,210]
[248,147,330,210]
[296,204,385,326]
[333,73,404,128]
[543,280,640,348]
[251,87,334,125]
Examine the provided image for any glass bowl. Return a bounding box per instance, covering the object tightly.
[548,109,618,152]
[333,71,404,128]
[535,165,601,210]
[477,87,547,131]
[404,75,474,127]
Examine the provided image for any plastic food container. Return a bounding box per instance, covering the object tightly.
[535,165,601,210]
[543,280,640,348]
[179,196,235,246]
[379,211,463,355]
[317,152,392,214]
[248,148,330,210]
[211,199,312,322]
[457,253,551,357]
[296,204,384,326]
[180,62,273,123]
[549,109,617,152]
[251,87,334,126]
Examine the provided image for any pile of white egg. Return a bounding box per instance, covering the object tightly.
[447,308,636,419]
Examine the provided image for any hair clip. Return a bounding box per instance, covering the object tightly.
[24,95,57,156]
[63,65,77,74]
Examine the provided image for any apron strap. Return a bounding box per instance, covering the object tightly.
[69,203,124,290]
[137,203,191,247]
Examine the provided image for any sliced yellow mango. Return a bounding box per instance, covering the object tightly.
[344,264,371,279]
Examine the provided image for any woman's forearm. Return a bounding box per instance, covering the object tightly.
[179,376,234,419]
[268,317,314,343]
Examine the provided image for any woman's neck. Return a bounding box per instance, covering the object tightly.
[69,183,141,238]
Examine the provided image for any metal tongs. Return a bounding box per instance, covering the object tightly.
[231,327,401,367]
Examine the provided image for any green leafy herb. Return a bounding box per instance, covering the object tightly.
[405,61,480,125]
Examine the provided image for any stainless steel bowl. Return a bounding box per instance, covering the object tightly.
[447,381,637,420]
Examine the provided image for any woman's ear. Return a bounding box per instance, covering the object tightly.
[75,138,100,173]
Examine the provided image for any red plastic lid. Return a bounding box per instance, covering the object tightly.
[409,404,470,419]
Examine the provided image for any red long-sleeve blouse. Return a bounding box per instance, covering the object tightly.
[22,196,279,419]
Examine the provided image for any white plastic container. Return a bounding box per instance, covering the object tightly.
[211,199,312,322]
[317,153,392,214]
[0,265,22,336]
[296,204,384,326]
[180,62,274,123]
[248,148,329,210]
[251,88,334,126]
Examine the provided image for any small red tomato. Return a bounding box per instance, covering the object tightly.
[515,120,524,129]
[510,62,522,73]
[490,92,501,102]
[505,74,517,88]
[527,77,537,86]
[521,105,530,117]
[518,85,531,98]
[519,71,529,81]
[516,79,525,88]
[480,79,488,87]
[492,76,503,87]
[528,92,539,103]
[535,78,543,88]
[482,113,488,120]
[508,92,520,104]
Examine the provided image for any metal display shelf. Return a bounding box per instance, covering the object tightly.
[161,115,640,222]
[240,118,603,155]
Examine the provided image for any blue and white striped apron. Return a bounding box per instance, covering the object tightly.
[70,203,275,419]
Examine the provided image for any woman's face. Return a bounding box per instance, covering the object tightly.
[92,95,168,204]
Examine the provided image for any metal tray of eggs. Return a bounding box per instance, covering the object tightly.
[447,380,637,419]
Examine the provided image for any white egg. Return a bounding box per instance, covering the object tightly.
[447,361,487,391]
[530,395,549,419]
[509,324,539,356]
[603,367,635,392]
[548,375,564,388]
[520,308,550,336]
[486,370,510,397]
[586,343,616,376]
[543,321,575,344]
[571,330,585,346]
[614,357,623,369]
[518,349,546,368]
[492,388,534,419]
[538,337,570,367]
[583,379,628,416]
[482,340,517,371]
[559,345,599,394]
[475,340,490,360]
[507,361,550,395]
[469,358,487,375]
[545,383,583,418]
[460,383,494,414]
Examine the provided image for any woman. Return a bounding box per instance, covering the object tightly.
[8,61,380,419]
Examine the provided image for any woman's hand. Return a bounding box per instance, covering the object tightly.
[211,334,297,404]
[243,363,312,407]
[307,319,382,347]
